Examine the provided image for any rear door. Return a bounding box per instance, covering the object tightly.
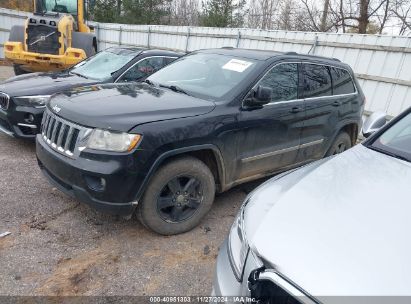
[235,62,305,181]
[296,62,335,162]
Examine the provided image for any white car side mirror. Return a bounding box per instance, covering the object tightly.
[362,111,387,138]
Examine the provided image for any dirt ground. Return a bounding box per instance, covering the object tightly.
[0,66,262,297]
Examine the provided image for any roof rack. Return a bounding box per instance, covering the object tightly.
[284,51,342,62]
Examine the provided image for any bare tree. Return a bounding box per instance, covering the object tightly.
[390,0,411,35]
[320,0,330,31]
[278,0,295,30]
[169,0,200,25]
[299,0,337,32]
[246,0,279,29]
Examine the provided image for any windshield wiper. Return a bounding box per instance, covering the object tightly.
[144,79,154,86]
[159,84,190,95]
[70,71,88,79]
[366,145,410,162]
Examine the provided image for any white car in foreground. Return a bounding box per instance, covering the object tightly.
[212,110,411,303]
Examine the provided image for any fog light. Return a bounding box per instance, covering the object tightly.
[25,114,35,123]
[84,175,106,192]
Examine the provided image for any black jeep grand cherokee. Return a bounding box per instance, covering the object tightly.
[36,48,365,235]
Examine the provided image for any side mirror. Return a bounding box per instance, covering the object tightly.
[246,86,272,107]
[362,111,387,138]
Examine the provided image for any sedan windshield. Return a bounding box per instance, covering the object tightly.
[369,111,411,162]
[70,49,136,81]
[147,53,258,100]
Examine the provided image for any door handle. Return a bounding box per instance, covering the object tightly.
[332,101,342,107]
[290,106,303,113]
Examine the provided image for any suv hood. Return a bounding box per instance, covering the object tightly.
[244,144,411,296]
[0,71,97,96]
[48,83,216,132]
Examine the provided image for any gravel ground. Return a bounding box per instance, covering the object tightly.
[0,66,263,297]
[0,65,15,80]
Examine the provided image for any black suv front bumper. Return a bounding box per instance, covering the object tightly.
[0,105,44,138]
[36,134,145,216]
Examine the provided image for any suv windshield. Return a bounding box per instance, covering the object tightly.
[70,49,136,81]
[39,0,78,14]
[147,53,258,100]
[369,111,411,162]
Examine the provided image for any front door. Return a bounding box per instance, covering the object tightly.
[235,62,305,181]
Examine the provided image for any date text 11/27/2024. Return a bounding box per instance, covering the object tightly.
[149,296,256,303]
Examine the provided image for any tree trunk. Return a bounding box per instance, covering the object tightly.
[378,0,389,34]
[117,0,122,18]
[358,0,369,34]
[340,0,346,33]
[320,0,330,31]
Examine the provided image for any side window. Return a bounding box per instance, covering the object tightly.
[330,67,356,95]
[303,64,332,98]
[164,57,178,65]
[258,63,298,103]
[119,57,166,82]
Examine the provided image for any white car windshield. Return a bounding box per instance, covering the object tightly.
[70,49,136,81]
[147,53,258,100]
[370,111,411,162]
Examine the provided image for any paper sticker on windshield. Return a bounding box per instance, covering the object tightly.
[222,59,253,73]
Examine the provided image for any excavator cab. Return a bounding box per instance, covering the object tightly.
[4,0,97,75]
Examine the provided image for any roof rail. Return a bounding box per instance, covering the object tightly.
[285,51,342,62]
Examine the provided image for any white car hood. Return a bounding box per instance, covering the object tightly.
[244,144,411,296]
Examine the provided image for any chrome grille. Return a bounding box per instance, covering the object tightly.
[0,92,10,110]
[41,110,84,158]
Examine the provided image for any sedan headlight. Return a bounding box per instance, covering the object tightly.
[228,205,249,281]
[14,95,51,108]
[86,129,142,152]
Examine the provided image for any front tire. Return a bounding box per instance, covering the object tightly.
[326,132,352,156]
[138,156,215,235]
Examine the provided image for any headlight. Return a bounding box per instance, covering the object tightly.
[86,129,142,152]
[228,205,249,281]
[14,95,51,108]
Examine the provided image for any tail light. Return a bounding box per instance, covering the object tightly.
[6,45,13,51]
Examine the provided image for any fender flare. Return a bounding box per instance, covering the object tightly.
[325,120,360,154]
[133,144,226,202]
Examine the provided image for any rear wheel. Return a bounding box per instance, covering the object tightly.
[72,32,97,57]
[137,156,215,235]
[326,132,352,156]
[13,65,28,76]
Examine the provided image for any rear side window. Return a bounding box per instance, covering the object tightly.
[164,57,178,65]
[330,67,356,95]
[258,63,298,103]
[119,57,166,82]
[303,64,332,98]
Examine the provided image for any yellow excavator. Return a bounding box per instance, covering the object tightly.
[4,0,97,75]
